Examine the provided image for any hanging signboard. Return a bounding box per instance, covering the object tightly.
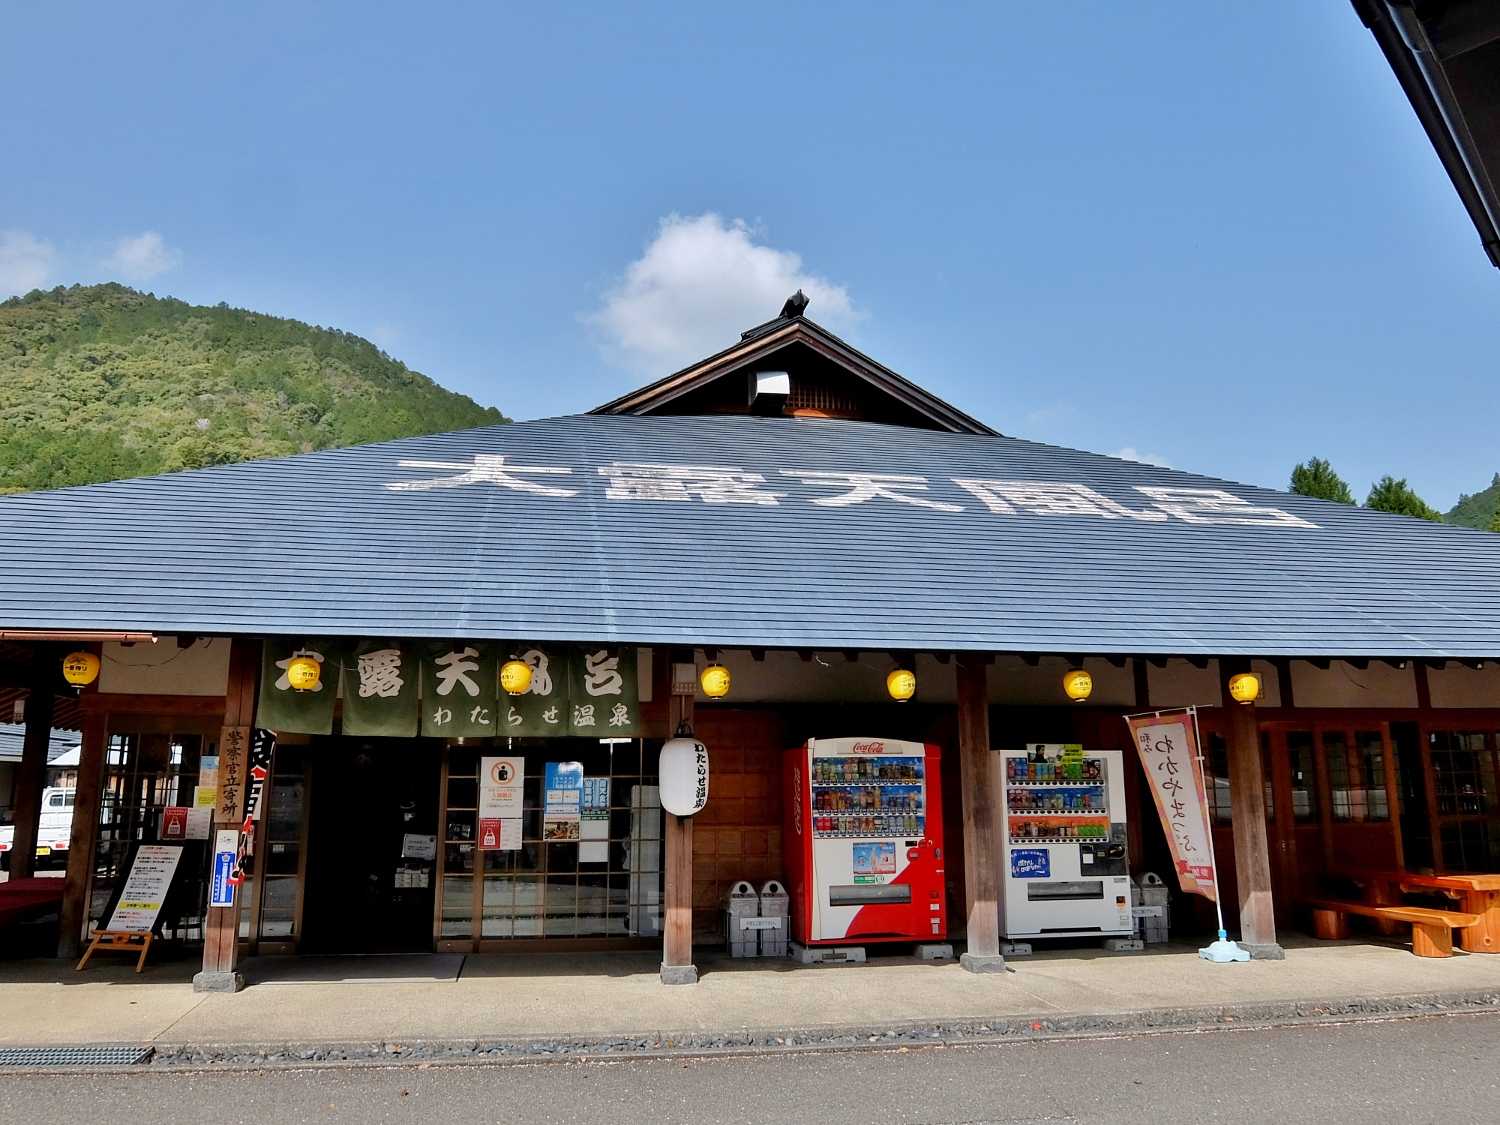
[341,640,419,737]
[105,845,183,932]
[501,642,571,736]
[567,647,641,736]
[1125,710,1217,901]
[580,776,611,863]
[256,639,340,736]
[479,755,524,852]
[543,761,583,841]
[420,641,500,738]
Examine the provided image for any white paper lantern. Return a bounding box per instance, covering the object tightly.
[659,736,710,817]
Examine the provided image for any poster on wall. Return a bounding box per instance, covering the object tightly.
[501,642,571,736]
[1125,710,1217,901]
[105,845,183,933]
[543,761,583,841]
[341,641,419,737]
[566,647,641,736]
[479,755,524,851]
[256,639,340,735]
[420,641,500,738]
[580,776,611,863]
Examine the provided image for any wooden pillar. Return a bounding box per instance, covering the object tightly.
[56,709,108,960]
[1221,658,1282,958]
[661,655,697,985]
[8,680,55,881]
[194,638,259,993]
[956,655,1005,972]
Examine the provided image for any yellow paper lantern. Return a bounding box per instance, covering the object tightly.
[1228,672,1261,705]
[500,658,534,696]
[700,663,731,699]
[886,668,917,702]
[285,654,321,692]
[61,650,100,688]
[1062,667,1093,703]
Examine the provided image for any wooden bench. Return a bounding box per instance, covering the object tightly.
[1329,867,1500,954]
[1305,899,1479,958]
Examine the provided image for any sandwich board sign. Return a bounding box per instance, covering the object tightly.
[105,845,183,933]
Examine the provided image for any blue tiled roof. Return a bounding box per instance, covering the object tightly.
[1,413,1497,657]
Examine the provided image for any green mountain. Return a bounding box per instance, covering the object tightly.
[1446,474,1500,530]
[0,283,507,493]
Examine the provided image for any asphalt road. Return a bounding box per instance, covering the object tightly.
[4,1013,1499,1124]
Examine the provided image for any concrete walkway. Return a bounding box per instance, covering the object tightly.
[4,935,1500,1056]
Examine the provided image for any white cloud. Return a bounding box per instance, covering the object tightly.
[0,230,57,297]
[589,213,857,374]
[103,231,182,281]
[1111,446,1173,468]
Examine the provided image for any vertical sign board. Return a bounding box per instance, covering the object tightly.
[580,777,611,863]
[106,845,184,933]
[210,829,239,908]
[479,755,524,852]
[1126,711,1217,901]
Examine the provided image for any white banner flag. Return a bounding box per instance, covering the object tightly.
[1126,711,1217,902]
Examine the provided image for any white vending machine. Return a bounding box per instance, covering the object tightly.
[1001,744,1132,940]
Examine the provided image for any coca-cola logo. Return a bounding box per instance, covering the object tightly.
[792,767,802,835]
[850,741,886,755]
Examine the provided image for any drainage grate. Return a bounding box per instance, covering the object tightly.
[0,1045,152,1067]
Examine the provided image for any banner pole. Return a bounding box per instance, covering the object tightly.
[1187,706,1228,939]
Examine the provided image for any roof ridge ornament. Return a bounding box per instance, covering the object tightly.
[779,289,809,319]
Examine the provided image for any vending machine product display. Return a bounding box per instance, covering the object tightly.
[1002,744,1132,939]
[784,737,947,946]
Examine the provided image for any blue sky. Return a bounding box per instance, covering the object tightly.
[3,2,1496,507]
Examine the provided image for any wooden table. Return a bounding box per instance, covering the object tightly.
[1332,868,1500,954]
[1391,873,1500,954]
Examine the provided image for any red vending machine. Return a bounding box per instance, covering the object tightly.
[783,737,947,947]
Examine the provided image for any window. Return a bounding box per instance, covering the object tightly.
[48,792,66,808]
[1354,730,1390,821]
[1204,733,1276,824]
[439,740,662,942]
[1285,731,1317,824]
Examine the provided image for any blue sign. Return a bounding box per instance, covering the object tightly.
[1010,848,1051,879]
[210,850,236,907]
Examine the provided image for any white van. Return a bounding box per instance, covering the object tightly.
[0,787,75,871]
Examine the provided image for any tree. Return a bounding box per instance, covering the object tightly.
[1488,509,1500,533]
[1365,476,1444,522]
[1289,457,1354,504]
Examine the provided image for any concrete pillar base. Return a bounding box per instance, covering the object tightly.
[659,962,699,986]
[1237,942,1285,961]
[192,970,245,993]
[959,952,1007,974]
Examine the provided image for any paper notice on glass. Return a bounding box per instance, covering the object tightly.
[184,807,213,840]
[199,755,220,787]
[402,833,437,860]
[499,818,522,850]
[193,785,217,809]
[543,761,583,841]
[479,756,524,820]
[580,778,610,863]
